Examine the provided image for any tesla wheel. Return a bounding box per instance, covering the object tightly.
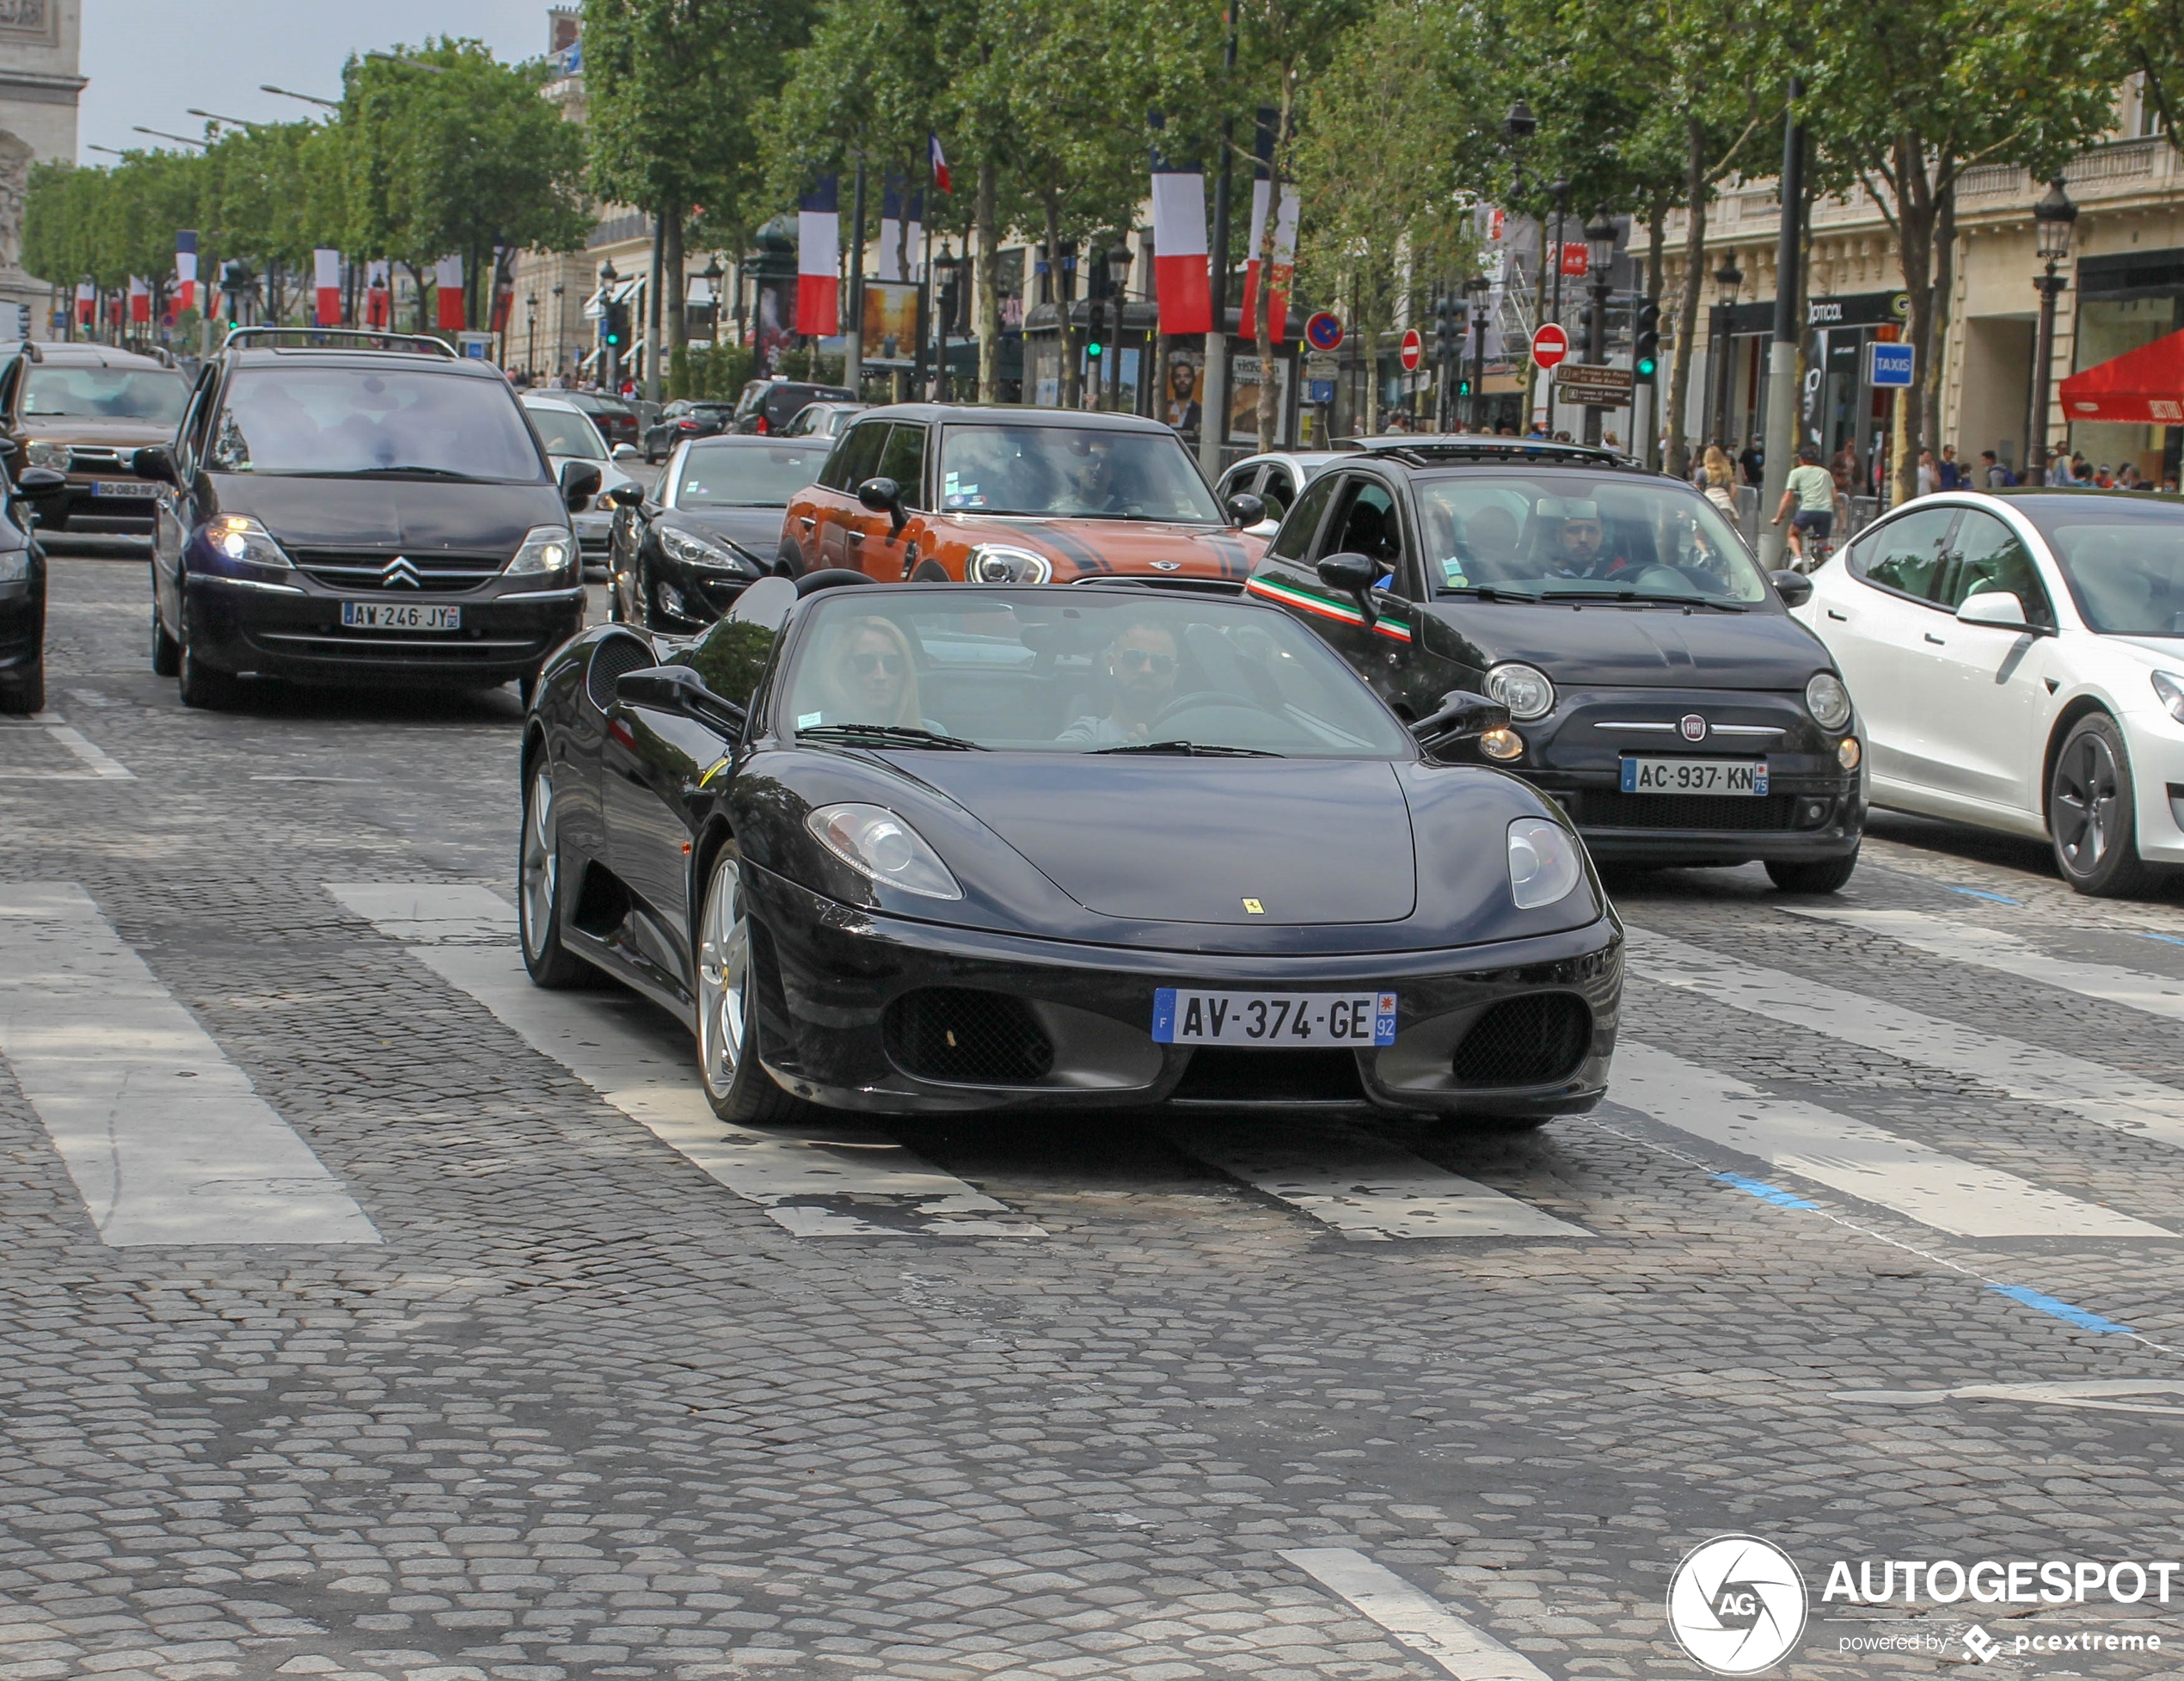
[696,847,812,1126]
[0,658,41,716]
[176,635,235,710]
[2050,714,2159,898]
[519,757,589,987]
[150,603,180,677]
[1766,848,1859,893]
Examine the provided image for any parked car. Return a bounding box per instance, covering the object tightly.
[555,389,642,450]
[782,404,1266,587]
[520,393,644,576]
[0,455,71,713]
[1248,438,1865,892]
[731,377,854,434]
[642,398,736,462]
[146,328,598,709]
[606,434,831,630]
[1217,450,1346,537]
[521,575,1622,1127]
[1794,488,2184,896]
[781,400,867,440]
[0,341,192,555]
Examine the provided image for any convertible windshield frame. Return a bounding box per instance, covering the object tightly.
[2010,494,2184,638]
[668,439,830,509]
[773,586,1415,758]
[936,423,1224,523]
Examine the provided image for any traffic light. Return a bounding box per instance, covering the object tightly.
[1433,294,1460,365]
[601,299,628,352]
[1633,299,1661,383]
[1085,334,1103,361]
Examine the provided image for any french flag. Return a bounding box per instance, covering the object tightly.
[128,276,150,325]
[365,260,390,328]
[1267,189,1298,344]
[175,230,197,312]
[314,248,341,327]
[1238,112,1274,334]
[434,255,464,331]
[74,282,93,325]
[1149,130,1211,336]
[796,175,840,336]
[929,131,951,195]
[877,175,904,281]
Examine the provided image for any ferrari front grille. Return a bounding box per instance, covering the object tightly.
[884,988,1055,1085]
[1450,994,1591,1088]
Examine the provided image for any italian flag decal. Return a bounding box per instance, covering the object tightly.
[1246,575,1413,642]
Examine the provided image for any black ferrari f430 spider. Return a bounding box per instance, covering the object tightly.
[519,574,1623,1126]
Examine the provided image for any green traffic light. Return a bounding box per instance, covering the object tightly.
[1636,357,1657,377]
[1086,341,1102,359]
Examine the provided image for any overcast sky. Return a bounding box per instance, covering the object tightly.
[78,0,554,163]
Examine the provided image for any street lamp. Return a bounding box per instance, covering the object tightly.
[1709,255,1744,448]
[524,293,537,379]
[932,242,960,402]
[551,281,564,378]
[2028,177,2077,480]
[1502,100,1536,199]
[1107,241,1132,410]
[1582,205,1617,445]
[1463,273,1491,430]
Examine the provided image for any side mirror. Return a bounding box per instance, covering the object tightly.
[1225,491,1267,528]
[1769,568,1813,608]
[611,443,641,461]
[1411,689,1513,758]
[560,459,604,513]
[615,663,745,735]
[0,438,21,461]
[607,481,646,509]
[1956,589,2048,635]
[856,475,908,537]
[1316,551,1381,625]
[130,444,179,485]
[13,467,66,500]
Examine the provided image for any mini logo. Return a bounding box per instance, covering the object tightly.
[1962,1627,2000,1664]
[1666,1535,1807,1675]
[382,556,422,589]
[1242,898,1264,915]
[1680,713,1709,742]
[1150,559,1182,571]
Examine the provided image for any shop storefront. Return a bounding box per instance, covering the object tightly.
[1801,290,1910,501]
[2068,247,2184,481]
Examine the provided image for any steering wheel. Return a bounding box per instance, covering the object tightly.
[1152,690,1251,730]
[1629,564,1695,593]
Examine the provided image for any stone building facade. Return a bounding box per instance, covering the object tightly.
[0,0,82,339]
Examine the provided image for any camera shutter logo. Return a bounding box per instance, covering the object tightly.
[1666,1535,1808,1675]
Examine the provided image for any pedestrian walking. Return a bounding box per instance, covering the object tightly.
[1699,445,1739,518]
[1917,448,1939,497]
[1739,436,1764,486]
[1937,445,1964,490]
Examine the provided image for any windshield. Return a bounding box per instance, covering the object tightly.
[781,590,1411,757]
[1414,473,1769,604]
[2015,498,2184,635]
[671,440,825,507]
[524,404,606,460]
[208,367,546,480]
[937,424,1224,522]
[23,365,187,425]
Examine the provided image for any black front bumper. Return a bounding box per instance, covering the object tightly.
[184,574,586,684]
[0,572,41,684]
[745,864,1623,1120]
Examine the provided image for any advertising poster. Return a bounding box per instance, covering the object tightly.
[862,281,921,365]
[1229,354,1289,445]
[1163,350,1205,434]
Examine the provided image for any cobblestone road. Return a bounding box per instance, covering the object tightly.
[6,561,2184,1681]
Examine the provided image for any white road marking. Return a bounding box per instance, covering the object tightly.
[1610,1041,2168,1238]
[1628,926,2184,1152]
[328,883,1045,1239]
[1280,1548,1553,1681]
[1833,1379,2184,1417]
[1785,905,2184,1024]
[1167,1124,1589,1240]
[0,884,378,1245]
[0,713,133,780]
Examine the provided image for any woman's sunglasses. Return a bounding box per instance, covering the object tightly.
[851,651,907,677]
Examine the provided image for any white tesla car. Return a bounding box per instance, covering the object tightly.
[1791,488,2184,896]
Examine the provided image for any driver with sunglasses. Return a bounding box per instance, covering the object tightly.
[1057,618,1181,745]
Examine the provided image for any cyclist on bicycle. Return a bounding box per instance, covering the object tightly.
[1772,445,1837,568]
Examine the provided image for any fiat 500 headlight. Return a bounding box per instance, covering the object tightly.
[1806,671,1854,732]
[966,543,1052,584]
[1486,662,1555,721]
[505,524,576,577]
[658,524,752,574]
[203,513,292,569]
[1507,816,1582,910]
[22,440,69,470]
[807,802,962,900]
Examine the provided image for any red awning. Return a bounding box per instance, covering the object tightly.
[2058,328,2184,424]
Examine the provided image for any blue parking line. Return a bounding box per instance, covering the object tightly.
[2138,932,2184,948]
[1988,1285,2134,1334]
[1714,1172,1821,1210]
[1946,886,2021,905]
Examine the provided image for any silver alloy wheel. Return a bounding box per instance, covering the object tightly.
[2053,730,2120,875]
[696,854,749,1098]
[520,764,559,960]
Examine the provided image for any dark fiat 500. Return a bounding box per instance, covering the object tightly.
[1248,440,1866,893]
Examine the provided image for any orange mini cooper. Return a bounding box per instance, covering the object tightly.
[780,404,1266,588]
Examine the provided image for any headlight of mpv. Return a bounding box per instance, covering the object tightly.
[1805,671,1853,732]
[22,441,68,470]
[505,524,576,577]
[203,514,293,569]
[0,548,28,583]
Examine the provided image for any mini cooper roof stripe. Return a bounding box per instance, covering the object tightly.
[1246,574,1413,642]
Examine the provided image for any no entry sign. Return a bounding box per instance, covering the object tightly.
[1399,328,1423,372]
[1532,323,1570,370]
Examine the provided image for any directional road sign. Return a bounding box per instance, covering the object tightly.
[1531,323,1570,370]
[1553,361,1634,407]
[1399,328,1423,372]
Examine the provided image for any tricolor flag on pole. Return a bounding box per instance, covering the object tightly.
[1238,110,1276,334]
[313,248,341,327]
[434,255,464,331]
[905,189,923,281]
[929,131,951,195]
[1267,189,1298,345]
[877,175,905,281]
[365,260,390,328]
[128,276,150,325]
[1148,128,1212,336]
[796,175,840,336]
[175,230,197,312]
[74,282,93,326]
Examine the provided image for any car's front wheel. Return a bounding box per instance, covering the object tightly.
[176,631,235,710]
[519,757,589,987]
[150,601,180,677]
[696,846,811,1125]
[1766,848,1859,893]
[2050,713,2158,898]
[0,657,41,715]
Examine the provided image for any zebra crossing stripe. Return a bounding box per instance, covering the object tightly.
[1280,1548,1553,1680]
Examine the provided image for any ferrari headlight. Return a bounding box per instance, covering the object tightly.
[203,513,292,569]
[1507,816,1581,910]
[0,548,28,582]
[22,440,68,470]
[1806,671,1854,732]
[966,543,1053,584]
[1486,662,1555,721]
[659,524,752,574]
[2153,670,2184,724]
[506,524,575,577]
[807,802,962,900]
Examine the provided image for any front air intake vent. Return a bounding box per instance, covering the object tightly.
[586,635,656,712]
[884,989,1055,1085]
[1451,994,1592,1087]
